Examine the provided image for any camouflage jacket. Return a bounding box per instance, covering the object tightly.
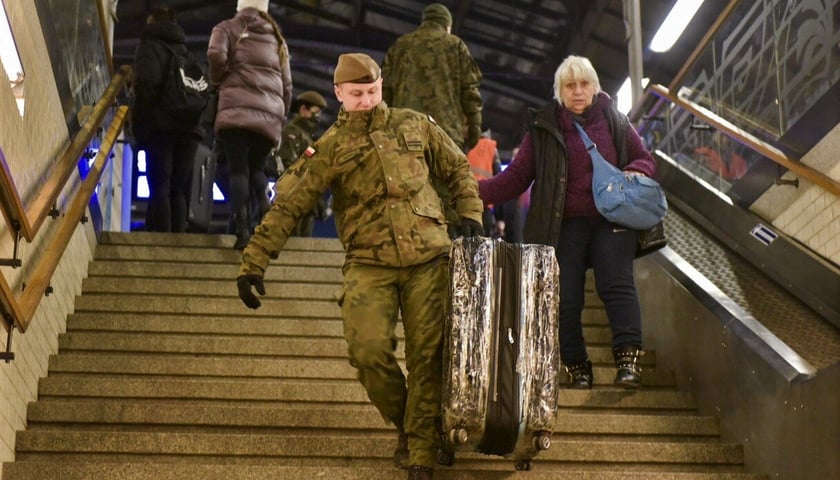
[239,102,483,275]
[382,22,483,149]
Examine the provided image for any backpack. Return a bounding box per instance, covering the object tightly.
[159,44,209,124]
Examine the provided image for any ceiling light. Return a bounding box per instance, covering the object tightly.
[616,76,649,114]
[649,0,704,53]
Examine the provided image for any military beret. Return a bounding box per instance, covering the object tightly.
[333,53,381,84]
[422,3,452,27]
[296,90,327,109]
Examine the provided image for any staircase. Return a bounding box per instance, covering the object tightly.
[2,232,766,480]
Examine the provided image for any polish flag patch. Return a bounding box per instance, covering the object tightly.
[304,146,317,157]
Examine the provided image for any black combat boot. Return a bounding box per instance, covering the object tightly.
[393,427,409,469]
[407,465,433,480]
[613,345,644,389]
[565,360,593,389]
[232,207,250,250]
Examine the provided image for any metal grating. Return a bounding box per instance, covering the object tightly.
[662,208,840,370]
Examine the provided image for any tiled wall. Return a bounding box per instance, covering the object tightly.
[0,208,96,473]
[752,123,840,266]
[0,0,120,476]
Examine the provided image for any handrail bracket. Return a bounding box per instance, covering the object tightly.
[0,221,22,268]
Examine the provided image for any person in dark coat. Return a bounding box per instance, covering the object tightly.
[131,6,203,233]
[207,0,293,249]
[479,55,657,390]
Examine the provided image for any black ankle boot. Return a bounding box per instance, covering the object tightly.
[613,346,644,389]
[565,360,593,389]
[232,207,250,250]
[407,465,433,480]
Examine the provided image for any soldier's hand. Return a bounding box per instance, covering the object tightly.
[466,124,481,150]
[460,218,484,238]
[237,274,265,309]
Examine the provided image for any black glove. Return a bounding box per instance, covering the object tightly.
[237,274,265,309]
[460,218,484,238]
[466,124,481,150]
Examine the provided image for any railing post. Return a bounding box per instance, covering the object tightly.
[0,316,14,362]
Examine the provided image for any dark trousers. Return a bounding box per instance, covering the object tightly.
[217,128,273,221]
[142,131,199,232]
[555,216,641,365]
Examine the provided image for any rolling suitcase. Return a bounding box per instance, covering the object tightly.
[440,237,561,470]
[187,143,215,232]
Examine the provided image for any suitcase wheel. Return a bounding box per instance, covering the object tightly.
[437,448,455,467]
[533,431,552,451]
[514,459,532,471]
[448,427,469,446]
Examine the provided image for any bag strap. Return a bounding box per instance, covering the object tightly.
[574,120,623,178]
[573,121,597,154]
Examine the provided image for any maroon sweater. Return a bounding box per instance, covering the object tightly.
[479,94,655,218]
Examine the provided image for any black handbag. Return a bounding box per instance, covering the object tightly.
[636,221,667,258]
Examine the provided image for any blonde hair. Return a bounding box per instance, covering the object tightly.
[553,55,601,104]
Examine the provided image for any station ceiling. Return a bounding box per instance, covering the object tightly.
[112,0,728,153]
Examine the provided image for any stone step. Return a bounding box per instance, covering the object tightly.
[72,294,341,319]
[56,331,657,366]
[94,244,346,267]
[81,277,341,299]
[46,353,676,386]
[38,376,695,410]
[25,399,718,437]
[0,462,766,480]
[39,376,371,403]
[87,261,342,283]
[12,431,747,466]
[65,313,612,338]
[99,231,344,251]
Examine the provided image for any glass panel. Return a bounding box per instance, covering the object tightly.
[670,0,839,144]
[642,101,766,197]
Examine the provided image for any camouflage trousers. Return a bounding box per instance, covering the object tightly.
[341,257,449,468]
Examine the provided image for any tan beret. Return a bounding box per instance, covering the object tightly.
[333,53,381,84]
[296,90,327,109]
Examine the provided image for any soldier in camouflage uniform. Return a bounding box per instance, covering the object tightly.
[236,53,484,480]
[273,90,329,236]
[382,3,483,150]
[381,4,483,237]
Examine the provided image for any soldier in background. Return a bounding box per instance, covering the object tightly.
[382,3,483,150]
[235,53,484,480]
[273,90,329,236]
[381,3,483,237]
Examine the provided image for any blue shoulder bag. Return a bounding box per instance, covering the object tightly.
[574,121,667,230]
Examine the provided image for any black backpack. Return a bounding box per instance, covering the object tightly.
[159,44,209,124]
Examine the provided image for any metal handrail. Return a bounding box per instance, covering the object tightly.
[0,65,131,242]
[15,106,128,333]
[647,83,840,198]
[1,67,131,339]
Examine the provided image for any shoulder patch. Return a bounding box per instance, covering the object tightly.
[304,146,317,157]
[427,114,437,125]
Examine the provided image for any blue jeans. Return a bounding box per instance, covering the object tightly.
[555,216,641,365]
